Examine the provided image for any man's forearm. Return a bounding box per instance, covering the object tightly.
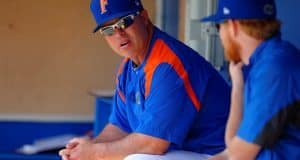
[93,124,128,143]
[225,86,244,146]
[93,133,170,160]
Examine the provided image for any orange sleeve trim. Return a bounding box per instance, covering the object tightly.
[116,58,129,85]
[115,58,129,103]
[144,39,201,111]
[117,89,126,103]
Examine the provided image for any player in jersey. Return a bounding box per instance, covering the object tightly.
[59,0,230,159]
[201,0,300,159]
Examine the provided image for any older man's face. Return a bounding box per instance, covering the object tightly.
[103,11,150,64]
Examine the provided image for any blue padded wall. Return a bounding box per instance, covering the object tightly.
[276,0,300,49]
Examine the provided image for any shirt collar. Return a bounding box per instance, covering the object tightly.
[242,34,281,79]
[248,33,281,67]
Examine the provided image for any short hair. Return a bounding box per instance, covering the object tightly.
[238,19,281,40]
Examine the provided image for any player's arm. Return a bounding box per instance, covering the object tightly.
[225,62,244,145]
[209,140,260,160]
[93,123,128,143]
[223,62,261,159]
[68,133,170,160]
[222,87,261,160]
[225,79,243,145]
[226,137,260,160]
[99,133,169,159]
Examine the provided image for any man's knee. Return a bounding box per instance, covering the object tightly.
[124,151,211,160]
[123,154,140,160]
[124,154,160,160]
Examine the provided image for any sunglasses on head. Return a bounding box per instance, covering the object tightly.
[99,12,139,36]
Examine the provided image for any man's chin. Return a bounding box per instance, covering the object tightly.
[225,52,242,63]
[231,59,242,64]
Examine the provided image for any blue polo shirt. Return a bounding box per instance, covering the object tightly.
[237,35,300,160]
[109,27,231,155]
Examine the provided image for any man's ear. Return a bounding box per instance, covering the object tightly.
[227,20,239,38]
[140,10,150,25]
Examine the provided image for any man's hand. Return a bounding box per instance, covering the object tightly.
[208,150,228,160]
[59,140,79,160]
[59,130,170,160]
[68,138,100,160]
[225,61,245,145]
[59,138,99,160]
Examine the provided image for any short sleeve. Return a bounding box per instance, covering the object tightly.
[237,66,291,147]
[109,90,132,133]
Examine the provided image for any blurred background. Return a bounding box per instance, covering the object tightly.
[0,0,299,158]
[0,0,155,118]
[0,0,299,119]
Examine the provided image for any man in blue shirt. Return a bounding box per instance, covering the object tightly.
[59,0,230,160]
[201,0,300,159]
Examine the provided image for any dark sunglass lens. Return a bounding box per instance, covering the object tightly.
[101,27,115,36]
[117,16,134,30]
[123,16,134,28]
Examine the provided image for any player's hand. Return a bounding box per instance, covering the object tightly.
[59,139,79,160]
[59,147,72,160]
[66,141,79,149]
[67,137,98,160]
[208,150,228,160]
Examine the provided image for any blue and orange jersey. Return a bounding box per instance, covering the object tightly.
[109,27,230,155]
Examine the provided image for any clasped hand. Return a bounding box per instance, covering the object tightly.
[59,137,97,160]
